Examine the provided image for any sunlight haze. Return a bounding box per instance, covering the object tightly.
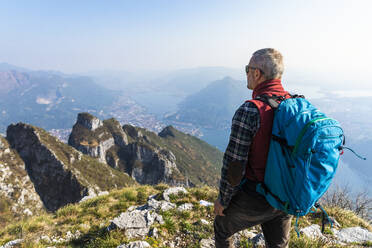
[0,0,371,88]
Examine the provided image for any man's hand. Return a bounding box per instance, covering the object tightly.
[214,199,225,216]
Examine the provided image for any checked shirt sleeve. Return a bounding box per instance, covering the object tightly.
[217,101,260,208]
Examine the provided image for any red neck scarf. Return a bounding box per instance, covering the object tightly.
[252,79,288,99]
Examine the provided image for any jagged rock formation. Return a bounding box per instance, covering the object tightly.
[69,113,218,187]
[6,123,136,211]
[0,135,44,222]
[125,143,187,186]
[68,113,126,163]
[123,125,222,187]
[76,112,103,131]
[68,113,223,187]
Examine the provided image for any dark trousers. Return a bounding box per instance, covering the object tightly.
[214,189,292,248]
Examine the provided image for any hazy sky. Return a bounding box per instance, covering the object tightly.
[1,0,371,88]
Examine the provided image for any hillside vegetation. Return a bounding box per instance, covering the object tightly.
[0,185,371,248]
[123,125,223,186]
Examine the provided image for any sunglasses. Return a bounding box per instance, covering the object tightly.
[245,65,264,75]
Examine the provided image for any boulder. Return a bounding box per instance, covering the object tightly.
[0,239,23,248]
[300,224,324,239]
[251,233,265,247]
[147,198,176,211]
[163,187,187,201]
[177,203,193,212]
[109,209,164,238]
[117,241,151,248]
[333,227,372,243]
[200,238,214,248]
[199,200,213,207]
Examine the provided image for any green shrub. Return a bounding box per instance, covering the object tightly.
[7,224,22,237]
[162,216,176,234]
[154,184,169,191]
[56,204,79,217]
[109,202,129,212]
[121,189,137,202]
[81,195,109,209]
[136,188,147,205]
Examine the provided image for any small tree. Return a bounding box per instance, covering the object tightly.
[320,184,372,221]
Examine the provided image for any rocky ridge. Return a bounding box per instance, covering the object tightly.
[69,113,222,187]
[0,135,43,221]
[68,113,122,164]
[6,123,136,212]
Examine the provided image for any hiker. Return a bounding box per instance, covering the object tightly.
[214,48,292,248]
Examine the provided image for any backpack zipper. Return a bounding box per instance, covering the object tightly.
[292,117,335,156]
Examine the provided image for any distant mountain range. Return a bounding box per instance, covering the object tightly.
[0,65,164,133]
[0,70,120,132]
[165,76,248,129]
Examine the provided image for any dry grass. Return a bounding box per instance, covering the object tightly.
[0,185,371,248]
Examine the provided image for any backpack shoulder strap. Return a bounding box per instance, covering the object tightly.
[255,94,305,110]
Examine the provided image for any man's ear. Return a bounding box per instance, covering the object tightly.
[227,161,245,187]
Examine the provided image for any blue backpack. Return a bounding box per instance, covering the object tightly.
[251,94,365,234]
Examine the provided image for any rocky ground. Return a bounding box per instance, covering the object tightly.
[0,185,371,248]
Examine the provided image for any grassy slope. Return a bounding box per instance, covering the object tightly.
[34,125,137,190]
[123,125,223,186]
[0,185,370,247]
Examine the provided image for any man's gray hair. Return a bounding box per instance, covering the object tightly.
[251,48,284,79]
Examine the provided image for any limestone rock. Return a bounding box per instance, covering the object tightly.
[200,219,210,225]
[238,229,257,239]
[177,203,193,212]
[200,238,214,248]
[333,227,372,243]
[0,239,23,248]
[128,144,187,186]
[6,124,90,211]
[251,233,265,247]
[109,209,164,238]
[69,114,189,186]
[0,135,43,216]
[163,187,187,201]
[65,230,81,241]
[199,200,213,207]
[147,198,176,211]
[23,208,33,216]
[117,241,151,248]
[69,114,128,165]
[149,227,158,238]
[300,224,324,239]
[76,113,103,131]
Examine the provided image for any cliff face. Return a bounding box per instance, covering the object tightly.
[124,125,223,187]
[69,113,222,187]
[127,143,189,186]
[68,113,127,164]
[6,123,136,212]
[0,135,44,219]
[69,113,189,186]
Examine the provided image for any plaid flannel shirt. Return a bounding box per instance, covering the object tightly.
[217,101,260,208]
